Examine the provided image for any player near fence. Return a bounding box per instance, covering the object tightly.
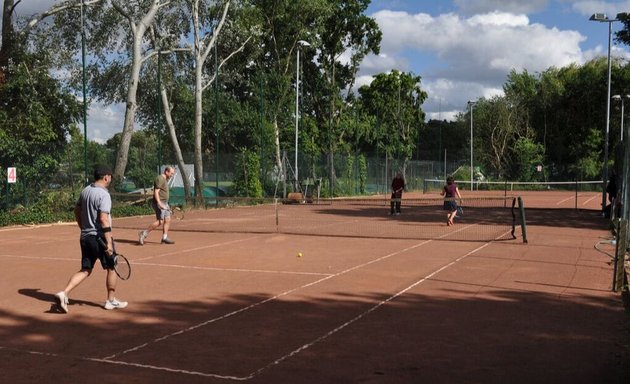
[139,166,176,245]
[54,166,127,313]
[390,172,405,215]
[441,176,462,226]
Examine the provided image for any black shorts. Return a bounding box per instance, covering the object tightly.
[80,235,115,270]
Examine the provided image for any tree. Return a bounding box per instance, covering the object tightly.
[0,0,82,207]
[315,0,381,188]
[358,70,427,174]
[246,0,328,174]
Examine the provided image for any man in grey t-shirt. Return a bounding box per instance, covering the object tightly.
[138,166,176,245]
[54,166,128,313]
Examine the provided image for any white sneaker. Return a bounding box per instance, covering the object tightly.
[138,230,146,245]
[104,299,128,310]
[55,291,69,313]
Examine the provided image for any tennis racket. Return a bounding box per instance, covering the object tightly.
[456,206,464,217]
[170,205,186,220]
[97,237,132,280]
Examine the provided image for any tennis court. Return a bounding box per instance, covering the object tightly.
[0,191,628,383]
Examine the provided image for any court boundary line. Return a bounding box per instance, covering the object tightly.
[134,262,334,276]
[100,237,438,360]
[135,236,261,262]
[247,241,491,380]
[96,224,483,376]
[2,223,495,380]
[0,253,332,277]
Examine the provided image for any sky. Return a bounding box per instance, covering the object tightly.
[7,0,630,142]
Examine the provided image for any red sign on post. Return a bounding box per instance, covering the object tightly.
[7,167,16,183]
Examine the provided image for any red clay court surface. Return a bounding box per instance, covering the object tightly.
[0,190,629,383]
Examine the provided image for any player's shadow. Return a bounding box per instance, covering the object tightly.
[18,288,102,314]
[113,238,140,246]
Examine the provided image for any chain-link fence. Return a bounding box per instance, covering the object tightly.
[1,149,470,210]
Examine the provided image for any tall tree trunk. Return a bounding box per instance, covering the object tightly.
[111,0,161,189]
[114,38,143,189]
[191,0,231,205]
[273,118,282,171]
[160,85,192,201]
[193,55,204,204]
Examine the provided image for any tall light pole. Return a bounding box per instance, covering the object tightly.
[295,40,310,190]
[612,94,630,141]
[467,101,476,191]
[590,13,620,212]
[80,0,88,185]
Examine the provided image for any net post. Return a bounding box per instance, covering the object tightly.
[575,179,578,210]
[517,196,528,243]
[613,219,628,292]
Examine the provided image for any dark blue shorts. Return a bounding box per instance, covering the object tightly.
[443,200,457,212]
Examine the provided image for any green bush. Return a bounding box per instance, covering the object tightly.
[232,149,263,197]
[0,189,153,228]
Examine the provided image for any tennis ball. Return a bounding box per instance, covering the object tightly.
[297,252,303,257]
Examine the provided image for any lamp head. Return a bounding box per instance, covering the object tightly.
[590,13,609,22]
[297,40,311,47]
[612,94,621,100]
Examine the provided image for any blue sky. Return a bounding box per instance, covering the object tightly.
[10,0,630,142]
[362,0,630,121]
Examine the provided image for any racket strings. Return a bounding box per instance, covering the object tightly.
[114,255,131,279]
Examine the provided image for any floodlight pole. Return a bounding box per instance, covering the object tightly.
[468,101,476,191]
[295,40,310,191]
[590,13,620,212]
[612,94,630,141]
[81,0,88,185]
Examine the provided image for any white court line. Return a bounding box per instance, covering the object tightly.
[101,238,438,361]
[556,196,575,205]
[0,222,74,233]
[0,254,75,261]
[249,242,491,380]
[555,192,600,207]
[99,225,479,369]
[135,236,261,262]
[135,262,333,277]
[2,224,491,380]
[581,194,599,206]
[0,253,331,277]
[0,346,244,381]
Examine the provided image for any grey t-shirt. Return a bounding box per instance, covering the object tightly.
[77,183,112,238]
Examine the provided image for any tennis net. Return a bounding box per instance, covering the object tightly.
[423,179,600,193]
[117,196,526,242]
[422,179,602,210]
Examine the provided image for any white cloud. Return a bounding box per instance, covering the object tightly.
[571,0,630,17]
[365,9,589,120]
[454,0,549,15]
[86,103,124,144]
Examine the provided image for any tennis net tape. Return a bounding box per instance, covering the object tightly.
[117,196,526,242]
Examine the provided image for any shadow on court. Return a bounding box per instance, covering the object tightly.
[18,288,102,313]
[2,286,629,383]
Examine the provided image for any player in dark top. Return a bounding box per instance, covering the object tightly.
[390,172,405,215]
[441,176,462,226]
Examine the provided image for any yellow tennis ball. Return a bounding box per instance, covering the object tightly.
[297,252,303,257]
